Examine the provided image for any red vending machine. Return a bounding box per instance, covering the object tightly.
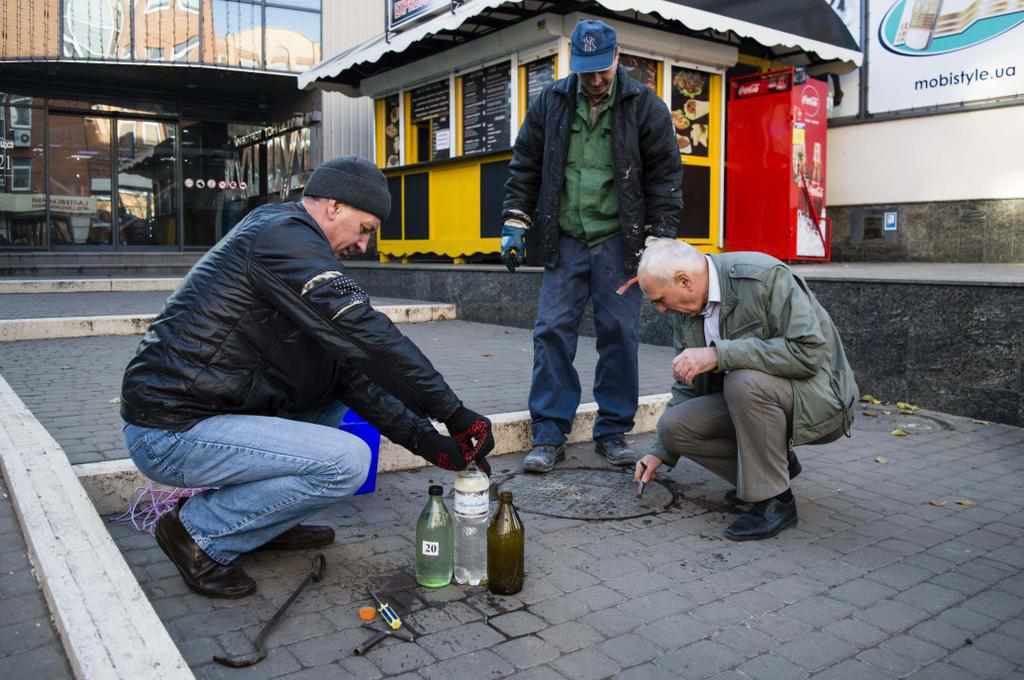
[725,68,831,261]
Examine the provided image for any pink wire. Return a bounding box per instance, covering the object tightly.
[111,483,209,534]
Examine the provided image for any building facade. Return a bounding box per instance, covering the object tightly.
[0,0,332,252]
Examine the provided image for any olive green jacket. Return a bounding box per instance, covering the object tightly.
[666,252,858,459]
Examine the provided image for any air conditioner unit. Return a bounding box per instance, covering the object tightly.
[13,130,31,147]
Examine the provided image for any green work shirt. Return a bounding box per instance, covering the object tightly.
[559,78,619,246]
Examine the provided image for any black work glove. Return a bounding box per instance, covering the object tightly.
[414,429,475,471]
[445,406,495,474]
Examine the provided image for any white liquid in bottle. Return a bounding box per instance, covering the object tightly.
[452,464,490,586]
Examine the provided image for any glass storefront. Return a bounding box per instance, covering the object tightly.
[0,95,318,250]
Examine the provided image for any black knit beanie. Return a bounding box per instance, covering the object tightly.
[303,156,391,222]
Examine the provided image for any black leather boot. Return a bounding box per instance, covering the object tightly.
[254,525,335,552]
[523,444,566,473]
[595,435,638,466]
[724,495,798,541]
[155,499,257,598]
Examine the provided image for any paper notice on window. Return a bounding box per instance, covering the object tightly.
[435,129,451,151]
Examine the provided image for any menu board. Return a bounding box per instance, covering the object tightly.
[525,56,556,108]
[461,61,511,156]
[410,79,450,122]
[671,66,711,158]
[620,54,659,93]
[383,94,401,168]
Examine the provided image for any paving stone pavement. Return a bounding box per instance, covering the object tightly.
[0,472,75,679]
[0,292,422,319]
[0,322,678,464]
[98,410,1024,680]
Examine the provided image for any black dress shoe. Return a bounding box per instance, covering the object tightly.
[595,435,637,466]
[254,525,335,552]
[723,450,802,505]
[155,499,257,599]
[724,496,798,541]
[523,444,566,473]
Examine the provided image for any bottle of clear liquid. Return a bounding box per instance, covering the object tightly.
[453,463,489,586]
[415,484,454,588]
[488,491,525,595]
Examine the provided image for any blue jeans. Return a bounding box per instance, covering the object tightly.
[530,234,642,446]
[123,401,370,564]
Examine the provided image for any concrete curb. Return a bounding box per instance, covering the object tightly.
[0,374,192,680]
[0,304,458,342]
[0,278,182,294]
[78,393,672,515]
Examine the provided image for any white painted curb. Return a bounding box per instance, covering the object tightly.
[0,374,192,680]
[0,278,182,294]
[0,304,458,342]
[78,393,672,515]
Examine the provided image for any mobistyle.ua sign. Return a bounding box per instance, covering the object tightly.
[868,0,1023,113]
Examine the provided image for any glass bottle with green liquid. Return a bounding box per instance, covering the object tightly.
[487,491,525,595]
[416,484,454,588]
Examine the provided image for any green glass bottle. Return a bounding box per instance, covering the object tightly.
[416,485,454,588]
[487,491,525,595]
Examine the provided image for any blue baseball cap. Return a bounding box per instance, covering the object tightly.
[570,19,617,73]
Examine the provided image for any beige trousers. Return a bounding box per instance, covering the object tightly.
[657,369,839,503]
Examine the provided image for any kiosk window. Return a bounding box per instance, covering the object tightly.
[620,54,660,93]
[409,79,450,163]
[679,166,710,239]
[524,56,556,110]
[382,95,402,168]
[671,67,711,157]
[461,61,511,156]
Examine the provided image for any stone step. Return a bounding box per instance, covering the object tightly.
[0,303,458,342]
[77,393,671,515]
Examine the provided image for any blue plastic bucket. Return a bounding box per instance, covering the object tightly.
[339,409,381,496]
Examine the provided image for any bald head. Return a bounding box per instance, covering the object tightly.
[637,237,709,315]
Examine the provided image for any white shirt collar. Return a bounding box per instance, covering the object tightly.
[702,255,721,316]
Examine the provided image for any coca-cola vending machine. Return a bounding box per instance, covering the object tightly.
[725,68,830,261]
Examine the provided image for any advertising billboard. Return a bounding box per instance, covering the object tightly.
[868,0,1024,113]
[387,0,450,33]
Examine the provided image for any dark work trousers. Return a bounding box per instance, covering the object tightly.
[529,234,642,446]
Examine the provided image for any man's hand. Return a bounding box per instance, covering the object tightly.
[500,224,526,273]
[634,454,663,484]
[414,430,472,471]
[672,347,718,385]
[445,406,495,474]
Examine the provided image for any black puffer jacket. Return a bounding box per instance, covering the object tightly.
[121,202,460,448]
[502,66,683,275]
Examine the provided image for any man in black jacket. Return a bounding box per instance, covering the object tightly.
[121,157,494,598]
[502,19,682,473]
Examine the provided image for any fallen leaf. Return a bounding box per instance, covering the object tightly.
[108,397,121,405]
[956,499,976,507]
[890,429,910,437]
[863,410,879,417]
[875,456,889,464]
[896,401,919,412]
[861,394,882,405]
[971,419,991,425]
[929,500,947,507]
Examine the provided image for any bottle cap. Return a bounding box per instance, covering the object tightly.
[499,491,513,502]
[358,606,376,621]
[428,484,443,496]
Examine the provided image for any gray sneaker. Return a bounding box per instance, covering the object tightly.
[523,444,566,473]
[595,435,637,466]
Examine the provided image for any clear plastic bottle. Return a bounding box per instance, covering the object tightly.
[453,463,490,586]
[415,484,454,588]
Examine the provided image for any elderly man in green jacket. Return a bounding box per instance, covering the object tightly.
[632,238,858,541]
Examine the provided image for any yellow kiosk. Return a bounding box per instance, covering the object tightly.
[301,1,861,263]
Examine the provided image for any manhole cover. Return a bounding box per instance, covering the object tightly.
[854,406,954,434]
[496,467,674,520]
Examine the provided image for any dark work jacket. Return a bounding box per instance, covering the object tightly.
[502,66,683,275]
[121,202,460,449]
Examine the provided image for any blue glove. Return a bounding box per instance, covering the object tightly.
[500,224,526,273]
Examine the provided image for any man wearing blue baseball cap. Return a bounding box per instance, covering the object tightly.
[502,19,683,472]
